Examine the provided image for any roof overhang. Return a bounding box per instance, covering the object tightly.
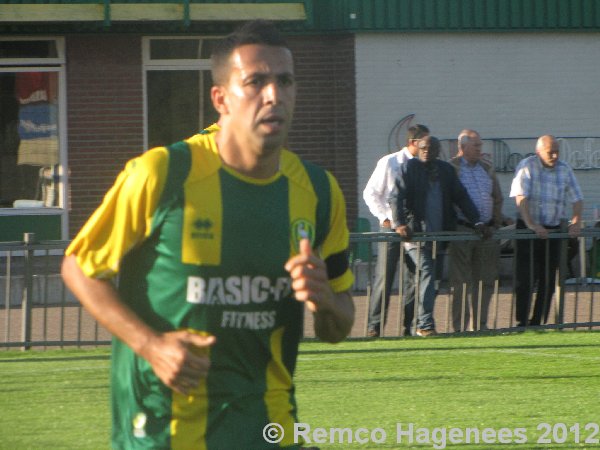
[0,2,306,25]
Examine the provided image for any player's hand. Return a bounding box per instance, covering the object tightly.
[284,238,334,313]
[140,330,216,395]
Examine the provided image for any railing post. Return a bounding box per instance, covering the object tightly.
[20,232,35,351]
[556,223,568,327]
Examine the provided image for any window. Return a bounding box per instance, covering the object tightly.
[0,38,65,212]
[143,37,219,149]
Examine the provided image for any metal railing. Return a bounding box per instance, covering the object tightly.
[2,228,600,349]
[0,234,110,350]
[338,225,600,338]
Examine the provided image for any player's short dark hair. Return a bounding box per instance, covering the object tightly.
[406,124,429,143]
[211,20,290,85]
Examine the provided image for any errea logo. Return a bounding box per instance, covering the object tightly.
[291,219,315,253]
[194,218,212,230]
[191,217,214,239]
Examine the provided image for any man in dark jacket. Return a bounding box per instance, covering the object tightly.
[389,136,482,336]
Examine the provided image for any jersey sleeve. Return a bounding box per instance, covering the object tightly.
[321,171,354,293]
[65,147,169,279]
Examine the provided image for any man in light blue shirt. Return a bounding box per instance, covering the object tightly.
[449,129,504,332]
[510,135,583,327]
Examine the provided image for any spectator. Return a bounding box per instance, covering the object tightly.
[390,136,482,336]
[449,129,504,332]
[510,134,583,327]
[363,124,429,337]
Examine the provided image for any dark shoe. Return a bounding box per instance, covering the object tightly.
[367,329,380,338]
[416,328,437,337]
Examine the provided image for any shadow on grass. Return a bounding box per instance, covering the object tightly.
[0,383,108,394]
[300,343,600,356]
[300,332,600,356]
[308,373,600,384]
[0,354,110,364]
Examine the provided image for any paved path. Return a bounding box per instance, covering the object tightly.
[3,284,600,349]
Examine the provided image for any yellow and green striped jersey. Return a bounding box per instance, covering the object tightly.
[67,132,353,449]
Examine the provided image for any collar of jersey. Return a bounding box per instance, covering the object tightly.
[207,133,284,185]
[220,162,282,185]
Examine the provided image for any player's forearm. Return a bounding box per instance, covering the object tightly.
[313,290,355,343]
[61,254,158,355]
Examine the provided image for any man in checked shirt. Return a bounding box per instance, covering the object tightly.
[449,129,505,332]
[510,135,583,327]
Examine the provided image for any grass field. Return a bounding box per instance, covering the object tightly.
[1,331,600,449]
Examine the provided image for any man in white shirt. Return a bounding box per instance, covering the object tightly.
[363,124,429,337]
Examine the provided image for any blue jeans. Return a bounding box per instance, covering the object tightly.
[367,228,416,335]
[404,242,438,331]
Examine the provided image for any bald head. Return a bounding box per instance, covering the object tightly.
[536,135,557,150]
[536,135,559,168]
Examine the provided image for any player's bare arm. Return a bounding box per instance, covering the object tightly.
[61,254,215,394]
[284,239,355,343]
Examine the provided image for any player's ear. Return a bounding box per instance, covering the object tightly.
[211,85,229,115]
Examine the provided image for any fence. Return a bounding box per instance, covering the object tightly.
[0,234,110,350]
[2,228,600,349]
[332,225,600,338]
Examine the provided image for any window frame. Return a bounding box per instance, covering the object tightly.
[142,36,216,150]
[0,37,68,239]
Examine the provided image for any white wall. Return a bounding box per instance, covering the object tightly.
[356,32,600,228]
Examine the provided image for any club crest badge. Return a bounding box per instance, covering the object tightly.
[291,219,315,253]
[132,412,147,438]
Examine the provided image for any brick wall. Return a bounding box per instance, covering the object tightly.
[288,35,358,229]
[66,34,144,235]
[65,33,357,236]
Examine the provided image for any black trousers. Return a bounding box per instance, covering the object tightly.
[514,220,561,326]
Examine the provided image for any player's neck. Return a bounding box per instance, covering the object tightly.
[215,131,281,179]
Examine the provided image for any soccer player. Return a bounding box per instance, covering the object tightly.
[61,20,354,449]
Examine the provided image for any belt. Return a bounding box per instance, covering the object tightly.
[456,219,494,229]
[516,219,561,230]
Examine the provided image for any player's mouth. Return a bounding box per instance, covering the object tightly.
[258,114,285,134]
